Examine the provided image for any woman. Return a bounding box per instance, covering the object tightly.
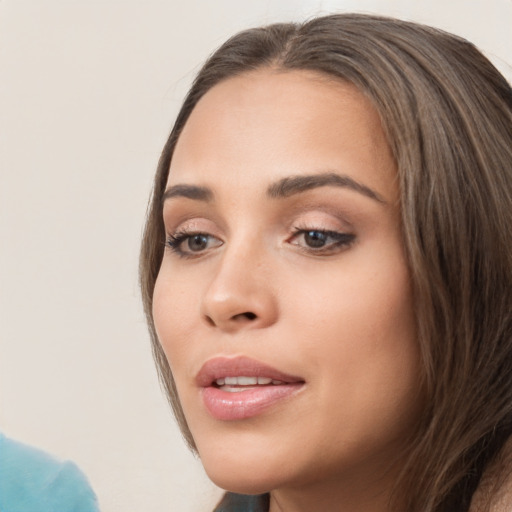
[140,14,512,512]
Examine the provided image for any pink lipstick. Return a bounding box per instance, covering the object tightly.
[196,356,304,421]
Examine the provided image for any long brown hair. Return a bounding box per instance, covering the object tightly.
[140,14,512,511]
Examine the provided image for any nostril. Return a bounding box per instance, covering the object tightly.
[233,312,257,321]
[204,311,257,327]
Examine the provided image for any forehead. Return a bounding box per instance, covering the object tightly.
[169,69,397,201]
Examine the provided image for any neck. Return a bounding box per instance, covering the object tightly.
[268,459,405,512]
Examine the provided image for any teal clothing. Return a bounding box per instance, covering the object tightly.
[214,493,269,512]
[0,432,100,512]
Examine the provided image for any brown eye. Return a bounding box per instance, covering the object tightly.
[290,228,356,254]
[187,234,210,252]
[303,230,328,248]
[167,231,223,257]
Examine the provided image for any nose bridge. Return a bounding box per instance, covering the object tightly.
[201,232,277,331]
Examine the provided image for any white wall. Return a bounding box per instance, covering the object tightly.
[1,1,510,511]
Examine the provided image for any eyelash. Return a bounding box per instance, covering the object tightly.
[165,227,355,258]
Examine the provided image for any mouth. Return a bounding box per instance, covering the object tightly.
[196,356,305,420]
[213,376,288,392]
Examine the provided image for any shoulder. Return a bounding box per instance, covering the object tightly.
[470,437,512,512]
[0,432,100,512]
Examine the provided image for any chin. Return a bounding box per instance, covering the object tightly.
[207,472,273,496]
[196,437,289,495]
[201,455,278,494]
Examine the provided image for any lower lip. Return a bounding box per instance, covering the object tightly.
[201,384,303,421]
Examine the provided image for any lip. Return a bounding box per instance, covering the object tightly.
[196,356,305,421]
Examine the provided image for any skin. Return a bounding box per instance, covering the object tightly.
[153,69,424,512]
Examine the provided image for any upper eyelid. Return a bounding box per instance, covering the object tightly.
[163,193,359,220]
[287,213,353,234]
[163,214,222,234]
[163,204,357,239]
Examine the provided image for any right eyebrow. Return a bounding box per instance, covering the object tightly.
[162,184,214,204]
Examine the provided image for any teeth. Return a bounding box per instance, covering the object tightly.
[215,376,281,387]
[237,376,258,385]
[219,386,249,393]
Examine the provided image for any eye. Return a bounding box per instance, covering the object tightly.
[290,228,355,254]
[166,231,223,257]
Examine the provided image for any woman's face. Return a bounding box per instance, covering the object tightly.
[153,69,422,498]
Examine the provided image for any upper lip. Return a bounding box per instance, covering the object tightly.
[196,356,304,387]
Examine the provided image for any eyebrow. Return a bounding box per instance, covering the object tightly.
[162,184,213,203]
[162,171,385,205]
[267,172,385,203]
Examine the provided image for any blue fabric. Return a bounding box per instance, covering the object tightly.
[0,432,100,512]
[213,492,269,512]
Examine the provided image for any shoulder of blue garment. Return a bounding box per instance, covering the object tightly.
[0,432,100,512]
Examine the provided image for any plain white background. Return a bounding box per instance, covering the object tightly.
[1,1,510,511]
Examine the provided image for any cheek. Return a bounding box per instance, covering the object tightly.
[283,251,415,352]
[281,248,420,428]
[152,267,200,371]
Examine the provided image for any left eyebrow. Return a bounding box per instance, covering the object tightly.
[266,172,386,203]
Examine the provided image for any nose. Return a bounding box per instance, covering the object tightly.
[200,243,278,333]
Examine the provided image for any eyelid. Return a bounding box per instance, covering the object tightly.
[285,207,354,234]
[162,213,225,259]
[163,208,356,259]
[163,213,221,235]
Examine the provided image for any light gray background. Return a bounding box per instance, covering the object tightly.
[1,1,510,511]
